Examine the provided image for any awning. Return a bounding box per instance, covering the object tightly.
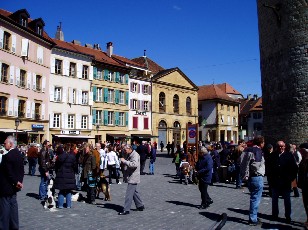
[0,128,24,133]
[53,135,95,139]
[106,134,128,139]
[131,134,159,139]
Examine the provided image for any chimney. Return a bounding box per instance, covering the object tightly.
[72,40,81,45]
[253,94,258,100]
[247,94,252,100]
[107,42,113,57]
[85,43,93,48]
[55,22,64,41]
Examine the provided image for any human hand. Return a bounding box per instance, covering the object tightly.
[16,181,23,189]
[120,158,125,163]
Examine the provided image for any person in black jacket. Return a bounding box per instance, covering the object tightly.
[136,141,148,175]
[54,144,76,209]
[0,136,24,230]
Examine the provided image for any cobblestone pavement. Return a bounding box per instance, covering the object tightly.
[18,152,305,230]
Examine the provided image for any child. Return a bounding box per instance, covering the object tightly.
[179,156,190,185]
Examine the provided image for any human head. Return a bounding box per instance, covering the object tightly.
[4,136,16,150]
[83,143,91,154]
[43,140,50,149]
[199,146,208,156]
[253,136,265,148]
[265,144,273,153]
[276,140,286,154]
[124,144,133,154]
[95,143,101,150]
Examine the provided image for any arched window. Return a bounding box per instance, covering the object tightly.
[186,97,191,115]
[158,120,167,129]
[173,94,179,114]
[159,92,165,112]
[174,121,181,128]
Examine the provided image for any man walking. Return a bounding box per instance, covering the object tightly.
[27,144,38,176]
[118,144,144,215]
[240,136,265,226]
[38,140,51,201]
[0,136,24,230]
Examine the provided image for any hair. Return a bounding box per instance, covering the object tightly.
[238,139,245,145]
[253,136,265,146]
[124,144,132,150]
[43,140,49,146]
[56,145,64,155]
[6,136,16,148]
[64,143,71,152]
[71,143,77,150]
[199,146,208,155]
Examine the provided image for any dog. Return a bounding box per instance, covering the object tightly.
[96,172,111,201]
[43,178,56,211]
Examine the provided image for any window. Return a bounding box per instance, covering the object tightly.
[97,68,102,79]
[0,96,7,115]
[144,117,149,129]
[3,31,11,51]
[107,111,114,125]
[119,112,124,126]
[186,97,191,115]
[131,99,138,110]
[132,83,137,92]
[143,101,149,111]
[53,113,60,128]
[253,112,262,119]
[1,63,9,83]
[133,117,138,129]
[227,115,230,125]
[96,110,102,124]
[97,88,103,102]
[254,122,262,131]
[35,103,40,120]
[143,85,149,94]
[72,89,76,104]
[69,62,76,77]
[20,16,27,27]
[81,115,88,129]
[108,71,114,81]
[81,91,88,105]
[119,73,125,84]
[36,75,41,91]
[37,25,43,36]
[55,59,62,75]
[159,92,165,112]
[18,100,25,117]
[68,114,75,129]
[107,89,114,103]
[233,117,237,126]
[54,87,62,102]
[119,91,124,104]
[82,65,88,79]
[20,70,26,87]
[173,94,179,114]
[37,47,43,64]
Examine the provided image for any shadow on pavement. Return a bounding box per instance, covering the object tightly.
[166,200,198,208]
[100,203,123,212]
[200,211,248,227]
[26,192,39,200]
[156,153,171,158]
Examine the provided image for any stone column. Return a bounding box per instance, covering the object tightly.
[257,0,308,145]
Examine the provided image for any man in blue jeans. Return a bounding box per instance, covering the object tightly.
[240,136,265,226]
[38,140,51,201]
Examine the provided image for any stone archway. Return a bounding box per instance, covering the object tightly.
[158,120,167,147]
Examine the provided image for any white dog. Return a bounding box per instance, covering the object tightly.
[44,178,56,211]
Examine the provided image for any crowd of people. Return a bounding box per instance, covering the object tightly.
[0,135,307,229]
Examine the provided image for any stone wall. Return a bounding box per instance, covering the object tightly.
[257,0,308,145]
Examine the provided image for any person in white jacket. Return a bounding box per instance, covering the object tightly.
[106,146,120,184]
[98,143,107,174]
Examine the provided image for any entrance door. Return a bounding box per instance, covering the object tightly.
[158,130,167,147]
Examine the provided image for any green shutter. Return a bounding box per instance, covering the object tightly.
[104,69,109,80]
[125,74,129,84]
[93,67,97,79]
[125,112,128,126]
[115,90,119,104]
[104,110,108,125]
[125,91,129,105]
[115,111,119,126]
[104,88,108,102]
[92,86,97,101]
[92,109,97,124]
[115,72,119,83]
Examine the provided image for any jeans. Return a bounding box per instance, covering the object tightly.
[0,195,19,230]
[76,164,82,190]
[58,190,72,208]
[272,187,291,218]
[28,158,38,176]
[248,176,264,222]
[235,164,242,188]
[39,168,49,200]
[149,162,155,174]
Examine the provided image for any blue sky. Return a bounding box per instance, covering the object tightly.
[1,0,261,97]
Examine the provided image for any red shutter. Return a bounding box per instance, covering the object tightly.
[144,117,149,129]
[133,117,138,129]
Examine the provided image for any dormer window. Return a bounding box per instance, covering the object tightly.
[37,25,43,36]
[20,16,27,27]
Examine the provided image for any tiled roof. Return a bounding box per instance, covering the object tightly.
[112,55,147,69]
[239,97,262,115]
[217,83,242,95]
[0,8,55,45]
[198,84,238,102]
[131,57,165,74]
[250,97,262,111]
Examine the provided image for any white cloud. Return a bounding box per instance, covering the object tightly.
[173,5,181,11]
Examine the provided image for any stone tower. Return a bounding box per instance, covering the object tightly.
[257,0,308,145]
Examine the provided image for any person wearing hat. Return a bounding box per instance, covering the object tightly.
[298,143,308,229]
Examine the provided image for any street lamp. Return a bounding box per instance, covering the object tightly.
[15,118,22,143]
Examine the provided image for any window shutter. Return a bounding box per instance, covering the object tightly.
[104,110,108,125]
[42,76,46,92]
[78,90,82,104]
[49,113,54,128]
[93,67,97,79]
[9,65,14,85]
[92,86,97,101]
[92,110,97,125]
[89,92,93,106]
[144,117,149,129]
[77,63,82,78]
[130,99,133,109]
[27,71,32,89]
[50,57,55,74]
[76,114,81,129]
[62,87,67,103]
[8,98,14,116]
[125,91,129,105]
[0,29,3,48]
[41,103,45,120]
[68,88,73,104]
[89,66,93,80]
[62,113,67,129]
[15,67,20,86]
[26,100,31,118]
[115,112,119,126]
[13,99,19,117]
[115,72,119,83]
[11,35,16,53]
[37,47,43,64]
[104,69,109,80]
[130,82,133,92]
[149,86,152,94]
[32,73,36,90]
[63,59,69,76]
[140,101,144,111]
[104,88,108,102]
[149,102,152,111]
[31,102,35,118]
[137,84,140,93]
[21,39,29,57]
[49,85,55,102]
[88,115,92,130]
[125,74,129,84]
[138,100,141,110]
[141,84,144,94]
[115,90,119,104]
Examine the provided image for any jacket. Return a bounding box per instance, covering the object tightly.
[195,153,213,184]
[27,146,38,158]
[0,148,24,196]
[38,147,50,172]
[240,146,265,180]
[150,148,156,163]
[122,150,140,184]
[54,152,77,190]
[298,158,308,190]
[80,152,96,180]
[136,144,148,161]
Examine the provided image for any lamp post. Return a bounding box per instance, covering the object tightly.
[15,118,22,144]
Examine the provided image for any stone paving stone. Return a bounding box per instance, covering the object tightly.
[18,151,305,229]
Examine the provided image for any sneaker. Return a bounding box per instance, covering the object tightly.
[117,182,122,184]
[249,219,261,226]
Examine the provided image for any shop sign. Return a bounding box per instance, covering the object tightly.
[61,130,80,135]
[135,111,147,116]
[32,124,44,130]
